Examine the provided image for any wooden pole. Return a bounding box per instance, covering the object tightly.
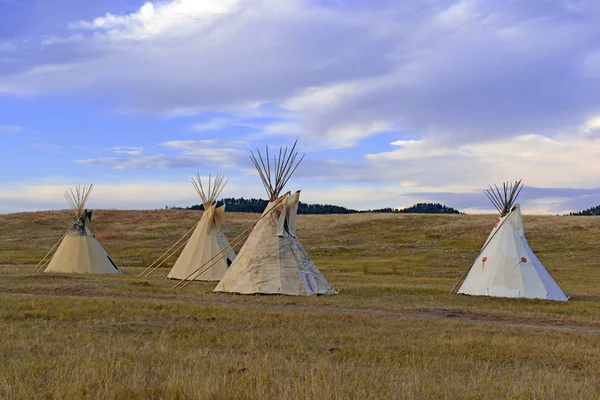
[33,219,78,272]
[138,220,200,277]
[143,236,192,277]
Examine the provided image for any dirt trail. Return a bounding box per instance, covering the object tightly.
[3,290,600,335]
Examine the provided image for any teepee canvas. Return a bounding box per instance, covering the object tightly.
[167,173,236,281]
[457,180,567,301]
[214,141,337,296]
[45,185,121,274]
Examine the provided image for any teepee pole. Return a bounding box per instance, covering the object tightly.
[449,209,514,294]
[484,189,503,214]
[213,175,227,203]
[138,220,200,277]
[173,194,288,289]
[143,236,192,277]
[33,219,79,272]
[249,139,303,202]
[251,151,274,198]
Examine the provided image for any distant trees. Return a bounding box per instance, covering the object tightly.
[364,203,461,214]
[569,205,600,216]
[187,198,358,214]
[298,202,357,214]
[188,198,269,213]
[185,198,462,215]
[396,203,462,214]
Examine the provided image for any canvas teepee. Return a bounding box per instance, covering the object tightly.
[456,180,567,301]
[214,141,337,295]
[167,173,236,281]
[44,185,121,274]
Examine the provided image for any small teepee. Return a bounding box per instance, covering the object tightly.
[456,180,567,301]
[45,185,121,274]
[214,140,337,295]
[167,173,236,281]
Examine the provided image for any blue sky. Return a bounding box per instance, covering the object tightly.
[1,0,600,214]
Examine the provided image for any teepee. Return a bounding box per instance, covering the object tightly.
[456,180,567,301]
[214,141,337,295]
[44,185,121,274]
[167,173,236,281]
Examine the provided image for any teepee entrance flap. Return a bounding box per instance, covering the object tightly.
[276,193,290,237]
[213,204,226,231]
[285,191,300,238]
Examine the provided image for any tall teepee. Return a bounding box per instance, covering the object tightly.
[214,140,337,295]
[44,185,121,274]
[456,180,567,301]
[167,173,236,281]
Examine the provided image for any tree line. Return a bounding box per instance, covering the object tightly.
[179,198,461,215]
[569,205,600,216]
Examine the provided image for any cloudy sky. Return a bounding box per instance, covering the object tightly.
[1,0,600,214]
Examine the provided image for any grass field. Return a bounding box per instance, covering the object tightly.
[1,210,600,399]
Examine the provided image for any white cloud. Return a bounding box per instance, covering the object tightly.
[77,154,199,170]
[190,118,231,131]
[79,140,247,170]
[580,114,600,135]
[0,125,23,134]
[40,34,86,46]
[0,0,598,149]
[355,133,600,194]
[390,140,421,147]
[0,41,16,52]
[161,140,247,168]
[70,0,242,40]
[0,182,195,213]
[434,0,479,29]
[109,146,144,155]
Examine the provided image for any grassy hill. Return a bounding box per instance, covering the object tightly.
[1,211,600,398]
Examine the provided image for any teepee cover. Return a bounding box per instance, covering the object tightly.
[45,185,120,274]
[214,141,336,295]
[167,174,235,281]
[458,181,566,301]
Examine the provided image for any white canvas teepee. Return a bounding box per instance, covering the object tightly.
[167,173,236,281]
[457,180,567,301]
[45,185,121,274]
[214,141,337,296]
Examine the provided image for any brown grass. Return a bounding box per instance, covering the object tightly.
[96,231,120,241]
[1,210,600,398]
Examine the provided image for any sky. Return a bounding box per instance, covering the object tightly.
[1,0,600,214]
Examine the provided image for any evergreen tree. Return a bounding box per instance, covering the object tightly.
[184,199,461,215]
[570,205,600,216]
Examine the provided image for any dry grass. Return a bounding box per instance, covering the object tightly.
[1,210,600,398]
[96,231,120,241]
